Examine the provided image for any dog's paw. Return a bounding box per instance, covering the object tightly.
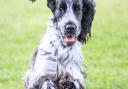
[60,80,76,89]
[40,78,56,89]
[40,79,55,89]
[33,76,56,89]
[59,73,76,89]
[59,73,84,89]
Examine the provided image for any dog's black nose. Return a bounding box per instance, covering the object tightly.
[65,23,76,34]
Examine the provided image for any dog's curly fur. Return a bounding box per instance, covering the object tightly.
[59,73,84,89]
[24,0,96,89]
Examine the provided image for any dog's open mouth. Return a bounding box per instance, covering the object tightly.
[63,35,76,46]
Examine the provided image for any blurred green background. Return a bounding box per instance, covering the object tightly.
[0,0,128,89]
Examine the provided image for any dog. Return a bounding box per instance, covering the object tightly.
[24,0,96,89]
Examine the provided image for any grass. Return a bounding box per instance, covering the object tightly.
[0,0,128,89]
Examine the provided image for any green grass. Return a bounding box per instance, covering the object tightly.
[0,0,128,89]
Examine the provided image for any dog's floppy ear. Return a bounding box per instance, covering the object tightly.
[47,0,56,13]
[78,0,96,44]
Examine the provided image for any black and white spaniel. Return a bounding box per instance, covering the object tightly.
[24,0,96,89]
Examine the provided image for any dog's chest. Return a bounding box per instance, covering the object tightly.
[56,46,72,63]
[44,40,78,65]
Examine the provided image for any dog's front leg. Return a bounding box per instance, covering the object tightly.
[59,60,85,89]
[34,76,56,89]
[59,73,84,89]
[24,55,58,89]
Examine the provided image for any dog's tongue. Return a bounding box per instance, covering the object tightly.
[64,36,76,43]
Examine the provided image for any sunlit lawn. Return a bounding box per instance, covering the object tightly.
[0,0,128,89]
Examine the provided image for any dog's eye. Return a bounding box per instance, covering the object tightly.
[73,4,81,11]
[59,3,66,12]
[59,6,65,12]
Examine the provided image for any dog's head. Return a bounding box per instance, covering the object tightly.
[47,0,96,46]
[30,0,95,46]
